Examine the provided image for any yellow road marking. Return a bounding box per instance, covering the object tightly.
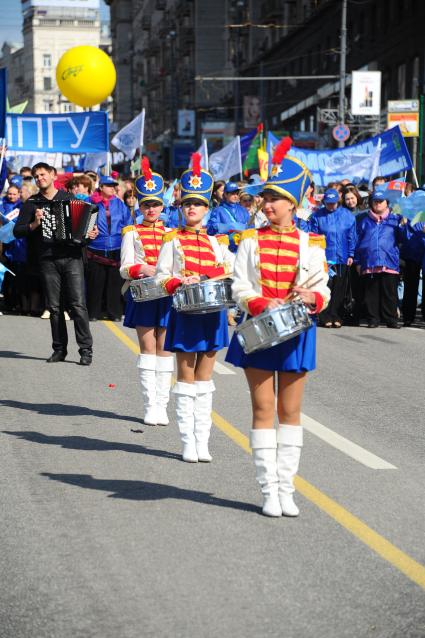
[103,320,425,590]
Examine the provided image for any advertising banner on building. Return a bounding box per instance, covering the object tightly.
[267,126,412,186]
[6,111,109,153]
[351,71,381,116]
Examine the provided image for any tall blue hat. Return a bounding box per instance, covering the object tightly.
[180,153,213,205]
[262,137,311,206]
[135,157,164,204]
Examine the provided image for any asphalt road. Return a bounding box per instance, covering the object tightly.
[0,314,424,638]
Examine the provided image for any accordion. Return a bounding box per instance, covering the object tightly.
[39,199,98,245]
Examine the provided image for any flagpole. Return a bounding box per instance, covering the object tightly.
[0,138,6,177]
[203,138,209,170]
[237,135,243,181]
[139,108,145,176]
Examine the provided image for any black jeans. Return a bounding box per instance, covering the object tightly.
[320,264,349,324]
[402,259,425,323]
[363,272,399,324]
[86,260,123,320]
[40,257,93,354]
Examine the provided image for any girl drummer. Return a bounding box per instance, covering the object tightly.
[225,138,330,518]
[156,154,234,463]
[120,158,174,426]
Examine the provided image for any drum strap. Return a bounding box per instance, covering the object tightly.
[298,231,310,282]
[209,235,225,265]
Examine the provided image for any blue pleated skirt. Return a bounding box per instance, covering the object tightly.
[164,307,229,352]
[225,316,317,372]
[123,293,172,329]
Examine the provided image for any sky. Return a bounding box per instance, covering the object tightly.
[0,0,110,47]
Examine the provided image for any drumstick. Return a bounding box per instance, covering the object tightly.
[283,274,324,303]
[205,272,232,282]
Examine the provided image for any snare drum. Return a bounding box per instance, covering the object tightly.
[173,279,235,314]
[235,301,312,354]
[129,276,169,302]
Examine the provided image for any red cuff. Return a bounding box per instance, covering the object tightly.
[203,265,226,279]
[312,292,325,314]
[164,277,182,294]
[128,264,143,279]
[247,297,269,316]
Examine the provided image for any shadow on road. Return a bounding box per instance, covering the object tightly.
[0,400,143,426]
[2,430,181,461]
[40,472,258,512]
[0,350,49,361]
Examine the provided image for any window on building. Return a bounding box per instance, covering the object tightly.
[43,53,52,68]
[43,100,54,113]
[397,63,406,99]
[412,56,420,97]
[62,102,73,112]
[43,77,52,90]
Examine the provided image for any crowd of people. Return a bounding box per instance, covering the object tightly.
[1,141,424,518]
[1,163,424,330]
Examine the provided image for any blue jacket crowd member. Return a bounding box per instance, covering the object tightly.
[401,221,425,326]
[207,181,250,252]
[14,163,98,365]
[308,188,356,327]
[225,137,329,518]
[156,153,234,464]
[0,185,28,313]
[120,158,174,426]
[86,175,132,321]
[355,190,405,328]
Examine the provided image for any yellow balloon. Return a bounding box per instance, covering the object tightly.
[56,46,116,108]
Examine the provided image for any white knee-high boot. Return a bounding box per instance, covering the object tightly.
[250,429,282,517]
[137,354,157,425]
[156,356,174,426]
[172,381,197,462]
[277,424,303,517]
[194,380,215,462]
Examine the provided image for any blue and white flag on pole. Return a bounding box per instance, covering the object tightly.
[0,219,16,243]
[111,109,145,160]
[208,136,242,181]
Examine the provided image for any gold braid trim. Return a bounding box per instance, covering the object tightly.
[162,229,178,243]
[308,233,326,250]
[121,225,135,236]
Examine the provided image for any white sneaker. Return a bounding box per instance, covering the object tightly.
[64,311,71,321]
[41,310,50,319]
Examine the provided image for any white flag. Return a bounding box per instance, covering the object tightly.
[208,136,242,181]
[84,151,109,172]
[323,142,382,186]
[111,110,145,160]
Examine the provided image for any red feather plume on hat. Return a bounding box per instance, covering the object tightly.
[142,156,153,180]
[272,136,293,165]
[191,152,201,177]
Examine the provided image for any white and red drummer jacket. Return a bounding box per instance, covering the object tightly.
[232,225,330,316]
[120,220,170,280]
[155,227,235,295]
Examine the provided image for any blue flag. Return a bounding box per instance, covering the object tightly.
[0,68,6,138]
[0,262,14,291]
[0,220,16,243]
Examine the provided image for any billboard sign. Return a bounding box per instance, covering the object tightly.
[351,71,381,116]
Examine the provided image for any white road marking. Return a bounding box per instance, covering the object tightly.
[405,327,423,331]
[214,361,236,375]
[301,413,397,470]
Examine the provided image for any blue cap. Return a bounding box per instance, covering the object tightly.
[99,175,118,186]
[248,174,263,185]
[180,154,214,205]
[135,166,164,205]
[323,189,339,204]
[9,175,23,188]
[224,181,240,193]
[371,189,387,201]
[262,137,311,206]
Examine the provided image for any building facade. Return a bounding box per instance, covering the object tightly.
[1,0,112,116]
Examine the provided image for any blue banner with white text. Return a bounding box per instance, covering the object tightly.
[267,126,413,186]
[6,111,109,153]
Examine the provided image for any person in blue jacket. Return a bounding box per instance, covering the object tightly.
[355,190,407,328]
[86,175,133,321]
[400,220,425,326]
[308,188,356,327]
[206,181,250,252]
